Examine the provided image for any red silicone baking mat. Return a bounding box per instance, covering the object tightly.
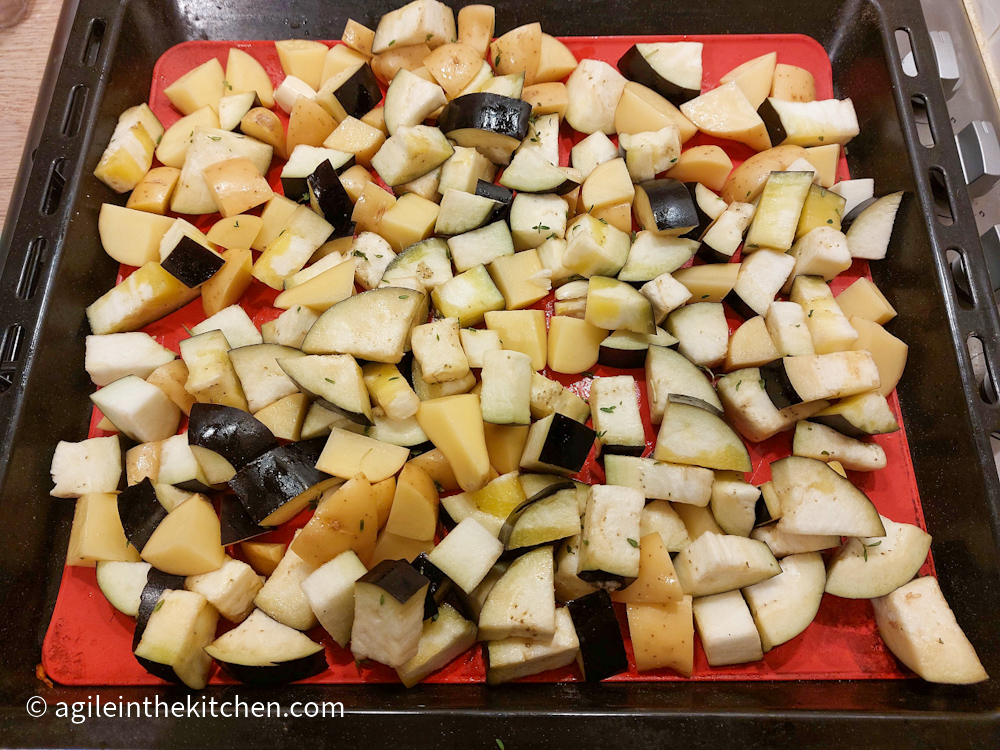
[42,33,929,686]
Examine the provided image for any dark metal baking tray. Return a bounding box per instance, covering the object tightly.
[1,0,1000,746]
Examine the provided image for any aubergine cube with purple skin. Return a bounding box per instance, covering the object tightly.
[523,413,596,476]
[634,179,699,236]
[188,403,278,472]
[160,235,225,288]
[331,64,382,121]
[437,93,533,165]
[351,559,430,668]
[566,589,629,682]
[757,97,788,148]
[616,43,702,106]
[220,495,273,546]
[412,552,455,620]
[307,159,354,235]
[498,480,577,550]
[131,567,187,651]
[475,179,514,223]
[228,442,340,527]
[204,609,327,686]
[280,148,356,204]
[758,359,804,409]
[117,478,168,553]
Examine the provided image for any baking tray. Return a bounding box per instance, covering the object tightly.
[1,0,1000,746]
[39,31,932,689]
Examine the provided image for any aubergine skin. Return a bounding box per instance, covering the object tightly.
[722,287,757,321]
[188,403,278,471]
[616,45,699,106]
[132,568,186,650]
[334,64,382,120]
[476,179,514,223]
[359,559,431,605]
[538,413,596,474]
[758,360,804,409]
[161,236,225,288]
[566,589,629,682]
[413,552,454,619]
[438,93,532,141]
[499,481,577,548]
[840,196,878,230]
[757,98,787,148]
[229,443,333,525]
[680,182,716,242]
[220,494,273,546]
[308,159,354,235]
[212,651,329,686]
[668,393,726,420]
[117,478,168,553]
[640,179,699,234]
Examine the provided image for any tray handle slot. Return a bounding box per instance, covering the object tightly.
[60,84,89,139]
[14,238,48,301]
[894,28,918,77]
[0,324,24,394]
[39,158,68,217]
[927,166,955,226]
[946,247,976,307]
[81,17,105,68]
[910,94,935,148]
[968,334,1000,405]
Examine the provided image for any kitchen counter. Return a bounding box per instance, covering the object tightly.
[0,0,63,232]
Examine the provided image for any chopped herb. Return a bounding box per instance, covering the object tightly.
[495,52,501,67]
[364,425,372,436]
[821,450,830,456]
[360,519,365,530]
[670,157,678,163]
[582,370,595,378]
[153,599,164,612]
[325,378,335,384]
[808,309,814,317]
[596,430,607,439]
[795,324,801,328]
[736,380,742,391]
[388,39,396,46]
[818,135,825,141]
[861,540,882,562]
[496,741,505,750]
[234,220,239,227]
[759,378,766,390]
[353,249,369,261]
[388,376,400,381]
[600,406,615,413]
[630,231,638,242]
[380,594,385,605]
[425,33,434,42]
[436,333,440,341]
[376,254,383,258]
[701,294,710,299]
[747,190,752,197]
[208,135,222,141]
[297,306,301,312]
[565,545,574,554]
[532,223,550,233]
[399,294,408,299]
[826,218,834,224]
[627,538,639,548]
[597,217,608,225]
[433,479,443,493]
[431,612,440,622]
[223,80,233,90]
[182,324,195,337]
[546,233,557,240]
[582,540,589,546]
[530,135,540,143]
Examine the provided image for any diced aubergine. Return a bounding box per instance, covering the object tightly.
[579,484,644,588]
[397,603,478,688]
[672,532,781,597]
[478,546,556,641]
[742,552,826,652]
[280,145,355,203]
[437,93,533,166]
[229,441,341,526]
[498,480,578,551]
[95,560,152,618]
[598,328,678,369]
[307,159,354,235]
[187,402,278,476]
[520,412,597,476]
[117,478,169,553]
[412,552,456,620]
[133,588,218,689]
[317,62,382,122]
[160,232,225,289]
[204,609,327,684]
[653,400,752,472]
[616,42,702,106]
[351,559,430,668]
[757,97,860,148]
[475,179,514,223]
[566,589,629,681]
[219,495,273,545]
[132,567,188,648]
[185,555,262,623]
[499,149,578,194]
[278,353,373,425]
[824,515,931,599]
[633,179,698,236]
[486,606,580,685]
[300,550,369,648]
[589,375,645,455]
